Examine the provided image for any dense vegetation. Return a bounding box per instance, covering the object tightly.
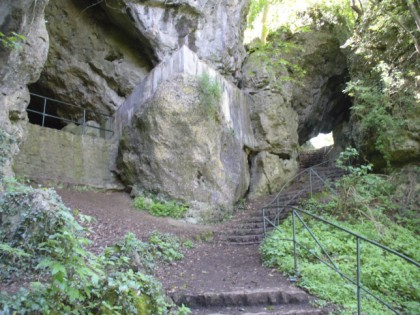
[261,149,419,314]
[0,179,191,315]
[248,0,419,168]
[344,0,420,168]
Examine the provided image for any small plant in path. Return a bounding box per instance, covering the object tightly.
[133,195,188,219]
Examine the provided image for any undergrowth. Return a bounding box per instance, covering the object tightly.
[0,179,190,315]
[260,149,420,314]
[133,195,188,219]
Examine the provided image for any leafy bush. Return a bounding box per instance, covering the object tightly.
[0,180,190,314]
[261,158,420,314]
[133,195,188,219]
[148,232,184,263]
[343,0,419,167]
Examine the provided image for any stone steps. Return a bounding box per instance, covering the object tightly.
[171,288,324,315]
[217,163,345,245]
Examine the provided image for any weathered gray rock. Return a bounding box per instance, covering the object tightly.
[243,27,350,145]
[289,29,350,144]
[0,0,49,180]
[241,26,351,196]
[0,186,68,244]
[241,41,300,197]
[101,0,250,80]
[117,74,250,211]
[34,0,151,117]
[248,152,298,198]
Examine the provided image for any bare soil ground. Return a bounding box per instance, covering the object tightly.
[56,190,293,293]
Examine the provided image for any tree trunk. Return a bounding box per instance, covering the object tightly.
[261,2,270,44]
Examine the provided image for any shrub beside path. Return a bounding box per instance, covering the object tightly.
[58,189,327,315]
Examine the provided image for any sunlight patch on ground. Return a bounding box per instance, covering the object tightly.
[310,132,334,148]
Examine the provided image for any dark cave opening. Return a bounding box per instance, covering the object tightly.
[27,90,68,130]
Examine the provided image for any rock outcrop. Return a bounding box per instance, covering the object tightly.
[33,0,151,117]
[288,28,350,144]
[116,47,255,214]
[242,40,300,198]
[101,0,250,80]
[31,0,250,121]
[0,0,50,179]
[241,26,350,196]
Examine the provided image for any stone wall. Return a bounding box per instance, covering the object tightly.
[14,124,122,189]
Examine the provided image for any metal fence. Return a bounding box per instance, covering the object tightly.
[262,205,420,314]
[27,93,114,139]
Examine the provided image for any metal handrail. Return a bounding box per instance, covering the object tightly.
[262,162,341,237]
[263,206,420,314]
[28,93,114,138]
[265,160,334,207]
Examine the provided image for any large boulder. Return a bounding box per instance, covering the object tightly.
[33,0,151,117]
[0,0,49,180]
[117,74,250,212]
[100,0,251,80]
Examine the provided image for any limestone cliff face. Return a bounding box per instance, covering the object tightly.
[29,0,250,119]
[34,0,152,116]
[0,0,49,178]
[241,26,350,197]
[101,0,251,80]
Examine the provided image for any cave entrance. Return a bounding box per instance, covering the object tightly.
[299,132,334,168]
[309,132,334,149]
[26,89,115,139]
[27,93,68,130]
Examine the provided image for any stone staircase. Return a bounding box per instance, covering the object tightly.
[217,148,345,245]
[167,148,341,314]
[172,287,324,315]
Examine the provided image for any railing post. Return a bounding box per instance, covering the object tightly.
[82,109,86,135]
[309,168,313,198]
[357,237,361,315]
[42,97,47,127]
[292,209,298,280]
[263,208,266,237]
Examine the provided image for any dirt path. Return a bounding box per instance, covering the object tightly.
[57,189,213,252]
[57,189,294,295]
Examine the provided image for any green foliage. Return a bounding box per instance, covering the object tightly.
[148,232,184,263]
[0,181,188,314]
[336,147,373,176]
[248,35,306,90]
[133,195,188,219]
[343,0,419,167]
[261,157,420,314]
[0,31,26,49]
[247,0,354,43]
[197,73,222,120]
